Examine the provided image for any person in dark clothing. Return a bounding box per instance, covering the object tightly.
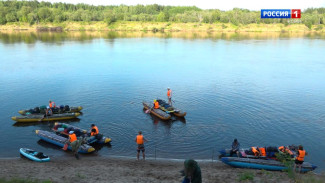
[230,139,240,157]
[182,159,202,183]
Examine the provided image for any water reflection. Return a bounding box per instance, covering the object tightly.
[12,118,81,127]
[1,31,325,44]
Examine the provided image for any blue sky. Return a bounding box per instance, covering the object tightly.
[43,0,325,10]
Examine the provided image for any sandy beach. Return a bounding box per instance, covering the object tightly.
[1,156,323,183]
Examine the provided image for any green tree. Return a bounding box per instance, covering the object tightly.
[156,12,165,22]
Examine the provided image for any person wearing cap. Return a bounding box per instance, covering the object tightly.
[68,131,81,159]
[135,131,148,160]
[167,87,172,106]
[182,159,202,183]
[230,139,240,157]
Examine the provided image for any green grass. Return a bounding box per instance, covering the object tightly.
[0,178,52,183]
[238,171,254,181]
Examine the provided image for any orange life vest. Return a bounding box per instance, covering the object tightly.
[279,146,293,155]
[91,126,99,136]
[251,147,259,156]
[167,90,171,97]
[69,133,77,143]
[49,102,56,108]
[136,135,144,145]
[296,150,306,161]
[259,147,266,156]
[154,101,159,109]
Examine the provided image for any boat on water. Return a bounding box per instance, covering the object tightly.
[11,113,80,122]
[20,148,50,162]
[221,157,317,172]
[156,99,186,117]
[18,105,83,115]
[143,102,171,120]
[35,130,95,153]
[52,122,111,144]
[219,145,297,159]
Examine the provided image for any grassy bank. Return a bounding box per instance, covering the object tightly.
[0,21,325,33]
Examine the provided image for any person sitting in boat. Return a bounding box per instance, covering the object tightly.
[294,145,308,173]
[278,146,294,157]
[88,124,101,140]
[152,99,160,109]
[251,147,260,157]
[258,147,266,157]
[230,139,240,157]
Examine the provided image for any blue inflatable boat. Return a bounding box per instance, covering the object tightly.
[35,130,95,154]
[20,148,50,162]
[221,157,317,172]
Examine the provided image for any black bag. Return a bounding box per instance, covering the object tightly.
[64,105,70,111]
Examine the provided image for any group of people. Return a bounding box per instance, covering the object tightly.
[64,124,100,159]
[152,87,173,109]
[229,139,308,173]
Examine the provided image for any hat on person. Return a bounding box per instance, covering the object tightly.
[69,131,74,134]
[167,87,170,90]
[154,99,157,102]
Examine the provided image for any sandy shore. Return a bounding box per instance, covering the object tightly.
[2,155,322,183]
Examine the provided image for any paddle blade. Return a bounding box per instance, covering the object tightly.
[145,109,150,114]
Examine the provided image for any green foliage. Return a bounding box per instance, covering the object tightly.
[0,0,324,28]
[0,178,52,183]
[238,171,254,181]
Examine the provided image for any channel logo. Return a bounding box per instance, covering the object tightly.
[261,9,301,18]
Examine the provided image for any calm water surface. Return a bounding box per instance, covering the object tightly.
[0,32,324,170]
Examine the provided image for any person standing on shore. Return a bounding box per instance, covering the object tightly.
[135,131,148,160]
[294,145,308,173]
[167,87,172,106]
[182,159,202,183]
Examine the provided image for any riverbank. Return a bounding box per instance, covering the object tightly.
[0,157,323,183]
[0,21,325,33]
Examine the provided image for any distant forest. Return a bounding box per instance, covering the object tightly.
[0,1,324,28]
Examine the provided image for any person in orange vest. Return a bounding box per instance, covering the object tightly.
[90,124,99,136]
[294,145,308,173]
[152,99,160,109]
[89,124,100,140]
[258,147,266,157]
[167,87,172,106]
[251,147,260,157]
[135,131,148,160]
[278,146,294,157]
[49,100,56,109]
[68,131,81,159]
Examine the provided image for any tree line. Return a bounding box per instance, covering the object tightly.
[0,0,324,29]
